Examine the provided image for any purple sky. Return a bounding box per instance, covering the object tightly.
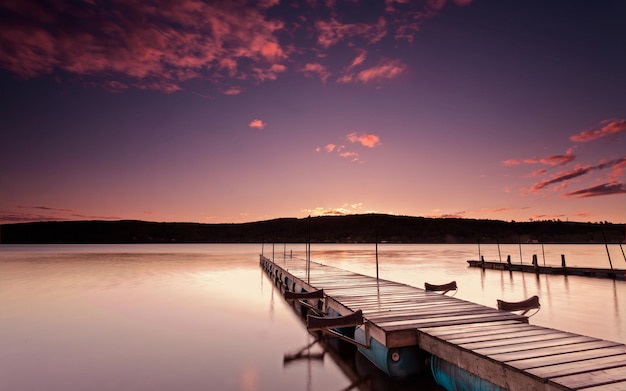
[1,0,625,224]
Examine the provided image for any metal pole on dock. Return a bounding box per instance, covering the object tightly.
[602,229,614,270]
[541,233,546,266]
[375,221,379,280]
[307,215,311,284]
[518,235,523,264]
[497,238,502,263]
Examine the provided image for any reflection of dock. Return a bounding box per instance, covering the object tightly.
[261,255,626,391]
[467,259,626,280]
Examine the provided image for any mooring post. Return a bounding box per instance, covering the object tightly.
[532,254,538,272]
[507,255,511,265]
[561,254,566,268]
[601,229,614,270]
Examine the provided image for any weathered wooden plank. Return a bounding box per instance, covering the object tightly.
[473,336,599,356]
[418,332,545,391]
[381,312,525,328]
[527,354,626,379]
[417,319,524,335]
[508,346,626,371]
[356,299,465,311]
[334,293,442,303]
[360,303,473,318]
[432,324,547,341]
[448,327,564,345]
[366,302,493,319]
[575,380,626,390]
[492,341,625,363]
[551,366,626,389]
[457,331,581,349]
[386,313,527,330]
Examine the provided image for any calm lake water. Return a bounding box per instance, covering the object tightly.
[1,243,624,391]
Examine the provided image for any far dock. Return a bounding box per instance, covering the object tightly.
[467,259,626,280]
[261,254,626,391]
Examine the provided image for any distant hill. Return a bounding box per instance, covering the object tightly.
[0,214,624,244]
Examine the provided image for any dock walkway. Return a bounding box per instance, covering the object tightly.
[261,255,626,391]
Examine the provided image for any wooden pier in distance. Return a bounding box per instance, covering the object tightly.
[467,259,626,280]
[261,255,626,391]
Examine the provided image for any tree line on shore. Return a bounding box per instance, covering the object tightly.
[1,214,624,244]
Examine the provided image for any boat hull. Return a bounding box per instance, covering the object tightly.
[431,356,504,391]
[354,326,428,378]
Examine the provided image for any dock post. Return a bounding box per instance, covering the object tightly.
[561,254,566,268]
[480,255,485,268]
[532,254,538,273]
[506,255,511,265]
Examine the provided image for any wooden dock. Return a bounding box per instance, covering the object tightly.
[467,259,626,280]
[261,255,626,391]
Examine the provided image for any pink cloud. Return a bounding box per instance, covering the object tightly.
[0,0,286,93]
[347,50,367,70]
[564,183,626,198]
[530,169,546,177]
[530,165,593,193]
[0,0,477,93]
[530,158,626,194]
[570,119,626,142]
[300,63,331,82]
[17,205,74,212]
[315,17,387,49]
[339,151,360,161]
[222,86,244,95]
[249,119,267,129]
[347,132,381,148]
[339,59,406,84]
[502,148,575,167]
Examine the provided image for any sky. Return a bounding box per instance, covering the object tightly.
[1,0,625,225]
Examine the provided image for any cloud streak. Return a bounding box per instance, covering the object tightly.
[502,148,575,167]
[530,158,626,194]
[570,119,626,142]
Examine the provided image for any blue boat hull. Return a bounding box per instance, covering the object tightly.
[354,326,428,378]
[431,356,504,391]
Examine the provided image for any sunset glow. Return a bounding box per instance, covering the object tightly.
[1,0,624,224]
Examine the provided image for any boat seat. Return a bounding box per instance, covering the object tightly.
[284,289,324,301]
[424,281,458,296]
[284,289,325,315]
[307,310,363,331]
[497,295,540,316]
